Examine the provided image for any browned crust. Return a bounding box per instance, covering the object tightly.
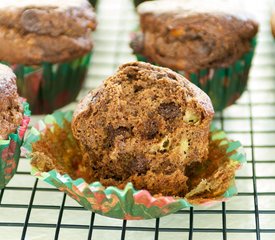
[132,2,258,72]
[0,1,96,64]
[72,61,214,196]
[0,64,23,140]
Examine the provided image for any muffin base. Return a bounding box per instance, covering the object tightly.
[0,99,30,189]
[24,111,246,219]
[3,53,91,114]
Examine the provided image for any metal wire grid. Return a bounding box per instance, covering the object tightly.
[0,0,275,239]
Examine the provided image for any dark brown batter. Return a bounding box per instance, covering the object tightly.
[131,0,258,72]
[0,0,97,64]
[72,62,214,196]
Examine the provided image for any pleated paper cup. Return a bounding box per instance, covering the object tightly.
[23,111,246,220]
[4,53,91,114]
[0,99,31,189]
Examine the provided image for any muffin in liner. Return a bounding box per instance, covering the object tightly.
[23,111,246,220]
[0,99,31,189]
[135,38,256,111]
[5,53,91,114]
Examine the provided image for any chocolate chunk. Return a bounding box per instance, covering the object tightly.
[133,85,144,93]
[158,102,181,120]
[131,155,148,174]
[156,73,167,79]
[104,125,132,148]
[143,119,159,139]
[126,68,139,81]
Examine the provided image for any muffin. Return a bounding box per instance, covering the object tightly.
[72,62,214,196]
[0,0,97,114]
[0,64,30,189]
[27,62,245,219]
[130,0,258,111]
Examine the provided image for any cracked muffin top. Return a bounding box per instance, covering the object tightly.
[0,64,23,140]
[0,0,97,65]
[71,62,214,196]
[131,0,258,72]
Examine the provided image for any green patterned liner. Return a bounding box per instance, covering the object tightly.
[136,38,256,111]
[0,99,31,189]
[4,53,91,114]
[23,111,246,220]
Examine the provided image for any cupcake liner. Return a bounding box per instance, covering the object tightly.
[0,99,31,189]
[135,38,256,111]
[3,53,91,114]
[23,111,246,220]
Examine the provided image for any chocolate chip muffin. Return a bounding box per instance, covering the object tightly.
[0,64,23,140]
[0,0,96,65]
[72,62,214,196]
[131,0,258,111]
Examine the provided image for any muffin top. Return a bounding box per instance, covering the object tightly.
[0,64,23,140]
[0,0,96,65]
[72,62,214,196]
[0,64,17,100]
[132,0,258,72]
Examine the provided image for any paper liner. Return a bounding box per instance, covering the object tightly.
[24,111,246,220]
[3,53,91,114]
[135,38,256,111]
[0,99,31,189]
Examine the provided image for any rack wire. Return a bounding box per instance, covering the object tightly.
[1,0,275,239]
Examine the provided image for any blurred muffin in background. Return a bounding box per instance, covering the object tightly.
[0,0,97,114]
[131,0,258,111]
[0,64,30,189]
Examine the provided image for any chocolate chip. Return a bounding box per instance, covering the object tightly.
[158,102,181,120]
[131,155,148,174]
[156,73,167,79]
[167,72,177,81]
[104,125,132,148]
[143,119,159,140]
[133,85,143,93]
[126,69,138,81]
[119,153,148,176]
[104,125,115,148]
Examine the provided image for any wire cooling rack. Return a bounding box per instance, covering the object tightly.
[1,0,275,239]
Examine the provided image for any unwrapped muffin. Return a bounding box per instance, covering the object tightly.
[131,0,258,111]
[72,61,214,196]
[0,0,97,114]
[27,62,246,219]
[0,64,30,188]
